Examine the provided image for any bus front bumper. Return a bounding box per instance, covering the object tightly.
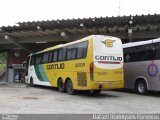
[25,76,29,84]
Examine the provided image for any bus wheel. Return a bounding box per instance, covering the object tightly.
[136,80,148,95]
[66,79,76,95]
[29,78,34,87]
[91,90,101,95]
[58,79,65,93]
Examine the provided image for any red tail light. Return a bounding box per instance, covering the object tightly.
[90,62,94,80]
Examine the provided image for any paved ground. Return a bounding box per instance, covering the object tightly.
[0,83,160,114]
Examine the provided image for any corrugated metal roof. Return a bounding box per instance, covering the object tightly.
[0,14,160,38]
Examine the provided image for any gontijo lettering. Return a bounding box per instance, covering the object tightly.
[47,63,65,70]
[95,55,123,61]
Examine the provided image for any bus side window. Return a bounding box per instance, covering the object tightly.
[137,44,153,61]
[58,49,63,61]
[124,47,137,62]
[52,51,58,62]
[77,44,83,59]
[48,52,52,63]
[35,55,42,64]
[63,48,66,60]
[66,45,76,60]
[58,48,66,61]
[31,55,36,65]
[42,53,49,63]
[82,41,88,58]
[125,54,130,62]
[76,41,88,59]
[155,42,160,60]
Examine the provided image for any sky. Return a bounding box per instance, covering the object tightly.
[0,0,160,27]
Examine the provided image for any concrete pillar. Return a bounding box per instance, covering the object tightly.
[128,28,133,42]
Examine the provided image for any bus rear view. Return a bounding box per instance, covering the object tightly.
[89,35,124,91]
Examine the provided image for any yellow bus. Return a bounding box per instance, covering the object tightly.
[25,35,124,94]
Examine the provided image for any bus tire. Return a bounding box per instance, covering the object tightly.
[58,78,65,93]
[66,79,76,95]
[29,78,34,87]
[136,80,148,95]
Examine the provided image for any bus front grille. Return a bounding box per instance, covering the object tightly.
[77,72,87,87]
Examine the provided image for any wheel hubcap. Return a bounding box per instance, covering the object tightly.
[138,83,145,93]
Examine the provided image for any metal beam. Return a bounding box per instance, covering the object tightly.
[0,38,11,44]
[4,35,30,52]
[132,31,160,39]
[18,35,69,43]
[0,31,160,48]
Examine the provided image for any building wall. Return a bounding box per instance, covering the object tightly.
[8,50,29,65]
[7,50,29,83]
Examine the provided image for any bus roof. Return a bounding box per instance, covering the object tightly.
[33,35,119,54]
[39,35,90,53]
[123,38,160,48]
[32,37,88,55]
